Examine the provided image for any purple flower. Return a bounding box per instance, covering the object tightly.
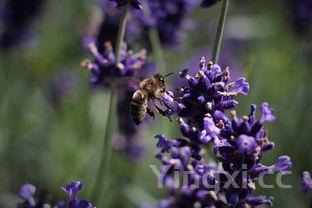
[18,184,36,207]
[62,181,83,201]
[199,115,220,143]
[302,171,312,193]
[230,77,250,96]
[134,0,199,48]
[154,134,173,153]
[271,156,292,174]
[148,53,292,207]
[236,135,257,155]
[164,57,249,146]
[61,181,95,208]
[81,41,146,87]
[259,102,276,124]
[151,102,291,207]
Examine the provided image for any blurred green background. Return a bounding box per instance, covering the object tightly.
[0,0,311,207]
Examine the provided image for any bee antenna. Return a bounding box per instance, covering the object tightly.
[163,73,173,78]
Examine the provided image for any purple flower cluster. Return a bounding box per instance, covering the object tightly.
[17,181,94,208]
[85,0,201,55]
[163,57,249,147]
[150,58,292,207]
[153,104,291,207]
[81,41,146,87]
[0,0,45,50]
[134,0,199,48]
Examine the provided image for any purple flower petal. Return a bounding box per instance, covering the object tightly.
[217,100,239,110]
[271,155,292,174]
[301,171,312,193]
[246,195,274,206]
[233,77,249,96]
[236,135,257,155]
[74,200,95,208]
[203,116,220,139]
[62,181,83,201]
[154,134,173,153]
[19,184,36,206]
[260,102,276,124]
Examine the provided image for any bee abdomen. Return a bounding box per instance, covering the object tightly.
[131,90,148,125]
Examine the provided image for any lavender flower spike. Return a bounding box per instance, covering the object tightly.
[81,41,146,87]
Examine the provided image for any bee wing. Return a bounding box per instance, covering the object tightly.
[105,76,142,88]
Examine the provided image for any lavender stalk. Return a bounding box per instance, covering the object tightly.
[149,28,167,75]
[212,0,230,64]
[90,89,117,206]
[115,5,129,64]
[90,5,129,206]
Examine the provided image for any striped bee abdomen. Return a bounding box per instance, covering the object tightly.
[131,90,148,125]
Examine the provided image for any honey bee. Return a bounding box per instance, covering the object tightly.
[131,73,173,125]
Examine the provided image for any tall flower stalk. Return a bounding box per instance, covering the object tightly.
[90,5,129,206]
[115,5,129,64]
[149,28,167,75]
[212,0,230,64]
[90,89,117,205]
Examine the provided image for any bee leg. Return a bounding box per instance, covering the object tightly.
[157,98,164,106]
[146,107,155,120]
[153,103,172,122]
[154,96,165,106]
[163,102,171,110]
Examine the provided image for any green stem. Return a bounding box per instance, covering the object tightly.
[115,6,129,64]
[91,5,128,204]
[90,89,117,206]
[212,0,230,64]
[91,5,128,206]
[149,28,166,74]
